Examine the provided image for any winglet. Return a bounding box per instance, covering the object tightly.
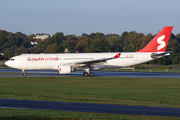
[137,26,173,52]
[113,53,121,58]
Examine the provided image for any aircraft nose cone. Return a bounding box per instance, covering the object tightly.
[5,61,10,67]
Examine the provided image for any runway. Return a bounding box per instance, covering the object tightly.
[0,69,180,78]
[0,99,180,117]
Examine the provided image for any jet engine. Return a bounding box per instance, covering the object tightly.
[58,65,76,74]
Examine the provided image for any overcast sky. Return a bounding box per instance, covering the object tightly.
[0,0,179,36]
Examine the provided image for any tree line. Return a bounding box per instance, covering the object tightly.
[0,29,180,65]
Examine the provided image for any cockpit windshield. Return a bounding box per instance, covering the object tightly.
[9,59,14,61]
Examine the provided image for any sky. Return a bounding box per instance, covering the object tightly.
[0,0,180,36]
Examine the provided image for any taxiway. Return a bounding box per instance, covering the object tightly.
[0,69,180,78]
[0,99,179,117]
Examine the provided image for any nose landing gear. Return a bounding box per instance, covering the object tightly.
[22,70,26,76]
[23,73,27,76]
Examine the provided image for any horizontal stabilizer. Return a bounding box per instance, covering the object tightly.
[151,51,172,59]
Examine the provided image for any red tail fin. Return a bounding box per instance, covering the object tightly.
[137,26,173,52]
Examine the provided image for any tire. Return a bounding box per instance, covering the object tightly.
[83,72,88,77]
[89,72,94,77]
[23,73,27,76]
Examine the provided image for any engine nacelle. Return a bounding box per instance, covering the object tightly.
[58,65,75,74]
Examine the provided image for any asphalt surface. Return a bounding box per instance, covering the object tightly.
[0,69,180,78]
[1,69,180,117]
[0,99,180,117]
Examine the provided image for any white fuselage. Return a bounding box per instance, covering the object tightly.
[5,52,158,71]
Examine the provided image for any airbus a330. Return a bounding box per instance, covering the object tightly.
[5,26,173,76]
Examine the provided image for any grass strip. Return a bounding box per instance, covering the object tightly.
[0,77,180,108]
[0,108,179,120]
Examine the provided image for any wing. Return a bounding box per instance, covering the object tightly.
[52,53,121,70]
[72,53,121,68]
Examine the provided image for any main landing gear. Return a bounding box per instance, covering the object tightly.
[83,68,94,77]
[83,72,94,77]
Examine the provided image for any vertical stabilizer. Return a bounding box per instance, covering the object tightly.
[137,26,173,52]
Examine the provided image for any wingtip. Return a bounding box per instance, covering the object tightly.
[113,53,121,58]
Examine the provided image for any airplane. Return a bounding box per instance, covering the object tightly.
[5,26,173,77]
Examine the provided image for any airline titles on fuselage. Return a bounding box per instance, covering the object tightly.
[27,55,134,62]
[27,57,95,62]
[27,57,59,61]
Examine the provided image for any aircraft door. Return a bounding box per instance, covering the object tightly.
[134,55,138,61]
[19,56,24,65]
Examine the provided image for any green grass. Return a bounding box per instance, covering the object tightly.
[1,77,180,119]
[0,66,11,69]
[0,77,180,108]
[0,108,179,120]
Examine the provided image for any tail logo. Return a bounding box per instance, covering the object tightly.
[157,35,165,50]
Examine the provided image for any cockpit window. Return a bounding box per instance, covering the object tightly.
[9,59,14,61]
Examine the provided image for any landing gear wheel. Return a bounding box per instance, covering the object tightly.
[83,72,88,77]
[89,72,94,77]
[23,73,27,76]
